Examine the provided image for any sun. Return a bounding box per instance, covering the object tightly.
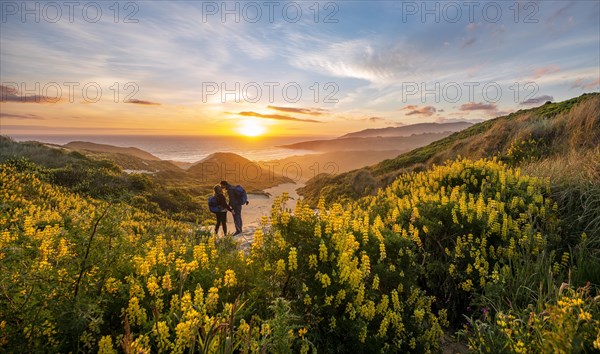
[238,118,266,137]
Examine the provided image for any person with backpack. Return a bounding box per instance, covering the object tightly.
[220,180,248,236]
[208,185,233,236]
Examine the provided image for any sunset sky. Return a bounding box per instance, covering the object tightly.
[1,1,599,136]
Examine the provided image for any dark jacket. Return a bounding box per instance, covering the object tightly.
[216,193,232,212]
[226,185,241,206]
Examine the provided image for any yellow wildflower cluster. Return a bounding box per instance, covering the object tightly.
[480,285,600,353]
[1,154,595,353]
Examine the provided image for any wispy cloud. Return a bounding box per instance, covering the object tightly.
[571,78,600,90]
[0,85,61,103]
[466,23,483,32]
[401,105,436,117]
[533,65,560,79]
[287,37,420,83]
[234,111,322,123]
[363,116,384,122]
[126,99,161,106]
[461,37,477,49]
[546,2,576,24]
[267,106,328,116]
[520,95,554,106]
[435,117,482,124]
[0,112,45,120]
[459,102,497,111]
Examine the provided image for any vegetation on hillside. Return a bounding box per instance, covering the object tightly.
[1,154,599,352]
[299,93,600,206]
[0,137,211,222]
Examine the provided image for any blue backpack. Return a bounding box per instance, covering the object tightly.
[208,196,223,213]
[233,185,248,204]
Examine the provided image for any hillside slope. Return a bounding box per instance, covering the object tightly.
[64,141,162,161]
[299,93,600,205]
[188,152,294,191]
[279,132,456,152]
[340,121,472,138]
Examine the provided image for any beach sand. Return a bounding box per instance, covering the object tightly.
[222,182,302,248]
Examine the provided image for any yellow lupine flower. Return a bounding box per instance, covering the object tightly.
[223,269,236,287]
[161,273,173,291]
[320,273,331,288]
[288,248,298,271]
[98,335,117,354]
[319,242,328,262]
[276,259,286,276]
[126,296,147,326]
[206,287,219,310]
[146,276,160,297]
[308,254,318,269]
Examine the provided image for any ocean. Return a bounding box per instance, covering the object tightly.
[6,135,326,163]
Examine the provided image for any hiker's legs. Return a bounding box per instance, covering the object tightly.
[221,212,228,234]
[215,212,227,235]
[214,214,221,235]
[232,204,242,233]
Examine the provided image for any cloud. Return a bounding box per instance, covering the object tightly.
[287,37,420,83]
[459,102,497,111]
[401,105,437,117]
[435,117,483,124]
[520,95,554,106]
[571,78,600,90]
[0,112,45,120]
[125,99,161,106]
[0,85,62,103]
[546,2,576,24]
[461,37,477,49]
[234,111,322,123]
[267,106,328,116]
[363,116,384,122]
[466,23,482,32]
[533,65,560,79]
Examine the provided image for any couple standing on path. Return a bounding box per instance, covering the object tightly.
[209,180,249,236]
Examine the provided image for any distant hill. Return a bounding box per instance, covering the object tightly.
[339,122,472,138]
[299,93,600,205]
[188,152,294,191]
[279,132,455,152]
[64,141,161,161]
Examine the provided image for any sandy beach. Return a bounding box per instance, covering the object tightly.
[223,182,302,248]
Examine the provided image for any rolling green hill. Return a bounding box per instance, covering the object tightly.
[0,137,294,222]
[299,93,600,205]
[63,141,163,161]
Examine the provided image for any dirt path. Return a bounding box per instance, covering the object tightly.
[226,182,302,248]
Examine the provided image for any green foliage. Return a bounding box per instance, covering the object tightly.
[249,193,447,353]
[0,137,211,223]
[461,284,600,353]
[504,135,549,165]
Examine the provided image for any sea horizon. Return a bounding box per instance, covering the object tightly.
[5,134,331,163]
